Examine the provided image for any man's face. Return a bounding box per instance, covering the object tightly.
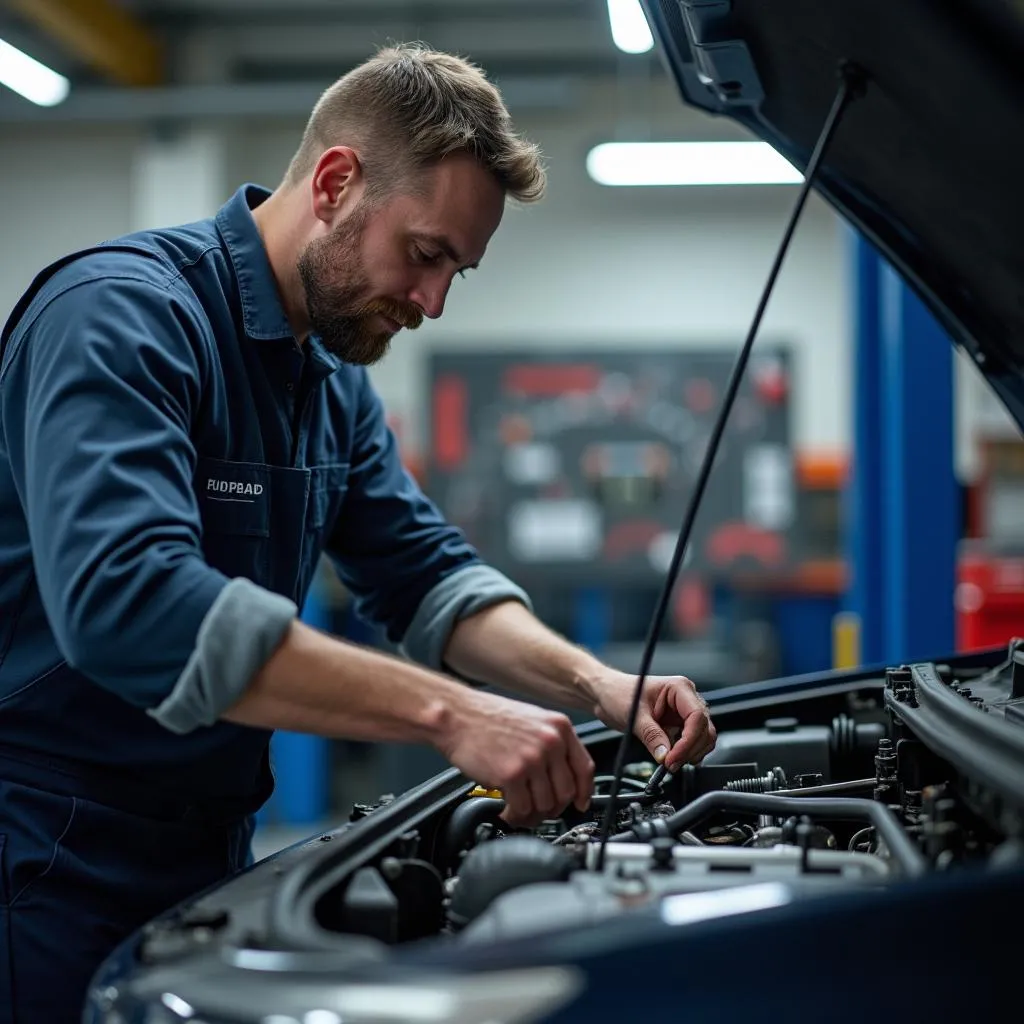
[297,152,505,364]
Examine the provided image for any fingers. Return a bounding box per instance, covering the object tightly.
[565,731,595,811]
[667,707,709,767]
[683,726,717,766]
[527,773,555,818]
[499,716,594,826]
[499,780,534,827]
[528,728,593,820]
[547,747,580,816]
[660,680,716,770]
[640,721,673,764]
[700,719,718,760]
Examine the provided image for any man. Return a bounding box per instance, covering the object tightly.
[0,44,715,1021]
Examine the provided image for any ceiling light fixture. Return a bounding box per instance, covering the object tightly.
[607,0,654,54]
[0,36,69,106]
[586,141,805,186]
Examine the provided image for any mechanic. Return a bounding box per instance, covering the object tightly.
[0,44,716,1022]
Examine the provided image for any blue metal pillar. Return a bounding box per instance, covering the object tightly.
[266,567,331,826]
[845,229,958,666]
[573,587,612,655]
[845,231,886,664]
[879,263,958,662]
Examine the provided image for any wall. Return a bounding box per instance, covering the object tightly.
[0,125,140,314]
[11,78,1009,473]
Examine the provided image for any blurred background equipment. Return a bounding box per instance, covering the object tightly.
[428,347,795,583]
[957,438,1024,651]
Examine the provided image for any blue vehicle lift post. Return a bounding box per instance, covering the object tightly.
[573,587,613,655]
[257,568,331,827]
[845,231,958,666]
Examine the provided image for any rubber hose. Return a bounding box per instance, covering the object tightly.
[438,798,506,873]
[448,836,573,929]
[610,791,927,877]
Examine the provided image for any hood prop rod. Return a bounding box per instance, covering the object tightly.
[594,62,868,869]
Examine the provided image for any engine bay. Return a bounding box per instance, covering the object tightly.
[112,639,1024,1024]
[296,643,1024,953]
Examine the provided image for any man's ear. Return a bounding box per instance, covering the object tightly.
[310,146,364,224]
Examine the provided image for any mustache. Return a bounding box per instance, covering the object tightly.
[359,297,424,331]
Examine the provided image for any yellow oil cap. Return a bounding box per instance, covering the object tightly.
[468,786,503,799]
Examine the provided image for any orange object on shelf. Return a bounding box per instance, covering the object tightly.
[956,546,1024,651]
[795,450,848,489]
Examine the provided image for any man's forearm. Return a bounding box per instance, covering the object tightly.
[223,619,478,747]
[223,616,600,827]
[443,600,609,712]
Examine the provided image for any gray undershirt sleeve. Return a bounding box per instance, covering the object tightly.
[150,565,527,732]
[400,563,533,670]
[147,577,297,734]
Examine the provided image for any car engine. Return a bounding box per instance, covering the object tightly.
[309,642,1024,951]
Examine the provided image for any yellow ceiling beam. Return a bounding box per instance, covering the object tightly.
[8,0,163,86]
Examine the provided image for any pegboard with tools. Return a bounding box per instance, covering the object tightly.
[427,347,798,585]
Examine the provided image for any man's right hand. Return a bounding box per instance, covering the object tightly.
[226,621,594,827]
[437,690,595,827]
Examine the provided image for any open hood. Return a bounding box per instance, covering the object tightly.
[643,0,1024,429]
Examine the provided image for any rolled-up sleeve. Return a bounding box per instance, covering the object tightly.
[325,369,529,668]
[0,269,294,727]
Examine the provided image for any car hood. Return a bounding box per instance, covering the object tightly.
[643,0,1024,429]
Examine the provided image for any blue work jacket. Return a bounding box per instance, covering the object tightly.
[0,184,490,815]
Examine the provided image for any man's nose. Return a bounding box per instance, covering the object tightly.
[409,276,451,320]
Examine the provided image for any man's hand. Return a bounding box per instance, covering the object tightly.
[441,600,713,796]
[437,689,595,827]
[589,670,717,772]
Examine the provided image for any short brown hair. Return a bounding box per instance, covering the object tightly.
[284,43,546,203]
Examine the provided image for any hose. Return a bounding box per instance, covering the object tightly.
[594,775,647,791]
[438,798,505,873]
[590,789,662,810]
[609,791,927,877]
[770,778,875,798]
[848,826,876,852]
[447,837,573,929]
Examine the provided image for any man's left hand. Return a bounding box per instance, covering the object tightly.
[590,671,717,771]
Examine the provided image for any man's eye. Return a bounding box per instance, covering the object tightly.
[412,247,468,279]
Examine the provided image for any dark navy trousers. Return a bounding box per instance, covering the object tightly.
[0,766,254,1023]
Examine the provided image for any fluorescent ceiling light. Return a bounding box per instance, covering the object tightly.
[586,141,804,186]
[607,0,654,54]
[0,36,69,107]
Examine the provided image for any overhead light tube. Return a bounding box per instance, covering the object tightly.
[0,36,69,106]
[607,0,654,54]
[586,141,804,187]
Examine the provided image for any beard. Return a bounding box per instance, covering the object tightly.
[296,208,423,365]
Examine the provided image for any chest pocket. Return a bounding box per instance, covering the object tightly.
[308,463,351,532]
[296,463,351,602]
[194,458,271,587]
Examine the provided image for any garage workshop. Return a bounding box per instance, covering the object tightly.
[0,2,1022,1022]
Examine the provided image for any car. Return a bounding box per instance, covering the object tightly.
[86,3,1024,1022]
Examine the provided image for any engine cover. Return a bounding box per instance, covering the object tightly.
[459,843,888,944]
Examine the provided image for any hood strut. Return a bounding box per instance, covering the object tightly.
[594,62,868,868]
